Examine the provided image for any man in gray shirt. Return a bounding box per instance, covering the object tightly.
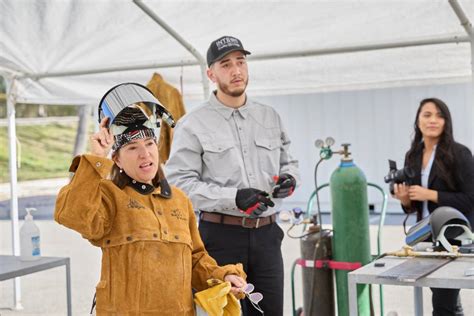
[166,35,299,316]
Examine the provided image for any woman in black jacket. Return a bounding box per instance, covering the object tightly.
[393,97,474,316]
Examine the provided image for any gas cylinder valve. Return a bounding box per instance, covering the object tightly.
[339,143,352,160]
[287,207,314,225]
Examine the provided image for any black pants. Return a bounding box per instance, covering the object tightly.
[199,220,285,316]
[431,288,463,316]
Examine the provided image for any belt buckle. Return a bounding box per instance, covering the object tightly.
[241,217,260,228]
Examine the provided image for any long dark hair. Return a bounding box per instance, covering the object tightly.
[405,98,456,190]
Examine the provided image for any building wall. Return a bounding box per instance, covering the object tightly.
[185,82,474,214]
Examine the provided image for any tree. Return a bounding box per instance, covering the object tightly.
[0,76,5,93]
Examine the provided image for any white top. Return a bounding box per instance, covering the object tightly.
[421,145,436,218]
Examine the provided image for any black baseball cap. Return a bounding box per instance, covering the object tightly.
[206,36,251,67]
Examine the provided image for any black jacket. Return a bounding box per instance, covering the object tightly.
[402,142,474,227]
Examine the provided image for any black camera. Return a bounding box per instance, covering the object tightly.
[384,160,415,194]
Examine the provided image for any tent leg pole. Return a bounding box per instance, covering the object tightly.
[448,0,474,148]
[199,63,210,98]
[471,36,474,150]
[73,104,91,156]
[6,77,23,310]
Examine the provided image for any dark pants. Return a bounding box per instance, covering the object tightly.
[431,288,463,316]
[198,220,285,316]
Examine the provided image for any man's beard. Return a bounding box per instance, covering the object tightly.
[217,77,248,97]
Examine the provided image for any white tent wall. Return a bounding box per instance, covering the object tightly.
[234,81,472,214]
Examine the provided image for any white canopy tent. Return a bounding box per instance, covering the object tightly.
[1,0,473,309]
[2,0,473,103]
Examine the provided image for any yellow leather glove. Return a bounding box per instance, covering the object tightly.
[194,279,241,316]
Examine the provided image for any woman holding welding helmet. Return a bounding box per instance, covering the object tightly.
[55,83,245,315]
[393,97,474,316]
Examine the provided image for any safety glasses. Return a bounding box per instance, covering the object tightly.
[242,283,264,314]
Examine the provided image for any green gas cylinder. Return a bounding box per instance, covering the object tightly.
[330,144,371,316]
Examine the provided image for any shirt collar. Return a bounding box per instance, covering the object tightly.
[209,91,250,120]
[127,177,154,195]
[154,177,172,199]
[125,175,172,198]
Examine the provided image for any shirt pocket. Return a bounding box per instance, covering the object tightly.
[95,251,117,312]
[255,137,281,176]
[167,213,193,249]
[202,140,241,185]
[168,223,193,290]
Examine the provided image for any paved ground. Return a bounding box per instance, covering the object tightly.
[0,178,69,202]
[1,220,473,316]
[0,179,473,315]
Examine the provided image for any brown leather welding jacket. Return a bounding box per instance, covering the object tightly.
[54,154,244,315]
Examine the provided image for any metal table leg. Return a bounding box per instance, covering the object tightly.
[414,286,423,316]
[65,258,72,316]
[348,275,358,316]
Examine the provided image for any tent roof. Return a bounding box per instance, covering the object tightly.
[1,0,473,104]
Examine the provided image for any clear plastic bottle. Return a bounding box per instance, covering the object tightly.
[20,208,41,261]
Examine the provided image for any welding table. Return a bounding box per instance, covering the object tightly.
[348,256,474,316]
[0,255,71,316]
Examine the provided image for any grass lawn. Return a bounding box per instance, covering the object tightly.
[0,123,79,182]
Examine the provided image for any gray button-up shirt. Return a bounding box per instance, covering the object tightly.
[165,92,300,217]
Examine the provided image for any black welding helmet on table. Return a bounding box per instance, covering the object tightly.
[406,206,473,253]
[430,206,473,253]
[98,82,175,135]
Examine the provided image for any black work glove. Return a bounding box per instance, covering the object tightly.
[236,188,275,218]
[272,174,296,198]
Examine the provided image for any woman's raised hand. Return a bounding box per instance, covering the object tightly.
[90,117,114,157]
